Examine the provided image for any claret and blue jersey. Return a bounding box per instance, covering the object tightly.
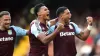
[48,22,81,56]
[29,20,49,56]
[0,25,27,56]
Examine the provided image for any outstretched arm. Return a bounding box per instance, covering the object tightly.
[76,16,93,41]
[11,26,28,36]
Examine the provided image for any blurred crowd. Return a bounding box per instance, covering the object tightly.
[11,8,100,56]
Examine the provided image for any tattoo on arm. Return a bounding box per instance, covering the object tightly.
[76,32,84,40]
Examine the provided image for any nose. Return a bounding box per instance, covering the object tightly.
[70,13,71,17]
[47,10,50,13]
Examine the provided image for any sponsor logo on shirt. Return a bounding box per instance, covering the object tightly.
[0,37,13,41]
[60,32,75,37]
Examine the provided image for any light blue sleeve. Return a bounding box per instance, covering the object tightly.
[47,25,55,34]
[31,23,42,37]
[70,22,82,34]
[47,21,51,28]
[10,25,27,36]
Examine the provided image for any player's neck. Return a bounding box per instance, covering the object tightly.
[37,17,46,25]
[58,19,65,25]
[58,19,69,25]
[0,26,6,31]
[65,20,69,25]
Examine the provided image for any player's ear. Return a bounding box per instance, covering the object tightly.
[59,13,63,18]
[37,12,39,16]
[37,12,41,16]
[61,14,64,18]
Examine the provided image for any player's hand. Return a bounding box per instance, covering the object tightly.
[57,23,64,31]
[86,16,93,25]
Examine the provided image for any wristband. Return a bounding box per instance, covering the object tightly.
[87,25,92,30]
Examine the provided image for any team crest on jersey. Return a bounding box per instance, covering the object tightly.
[8,30,12,35]
[69,25,73,29]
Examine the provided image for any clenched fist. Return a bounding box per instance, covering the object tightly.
[57,23,64,31]
[86,16,93,25]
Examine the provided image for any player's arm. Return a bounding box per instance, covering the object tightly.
[31,23,64,44]
[11,26,28,36]
[75,16,93,41]
[48,18,58,27]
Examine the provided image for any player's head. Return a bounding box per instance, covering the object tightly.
[0,11,11,29]
[56,6,71,22]
[34,3,50,20]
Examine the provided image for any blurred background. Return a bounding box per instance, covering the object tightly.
[1,0,100,56]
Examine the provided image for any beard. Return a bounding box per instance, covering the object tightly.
[64,18,70,24]
[46,16,50,20]
[4,24,10,29]
[44,14,50,21]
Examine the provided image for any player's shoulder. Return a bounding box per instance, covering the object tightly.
[9,25,16,28]
[9,25,17,31]
[70,22,78,26]
[30,19,38,26]
[70,22,75,24]
[10,25,19,28]
[30,20,36,25]
[10,25,23,30]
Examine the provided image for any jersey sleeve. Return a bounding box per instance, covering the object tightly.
[47,21,51,28]
[31,23,42,37]
[47,25,55,34]
[10,25,28,36]
[70,22,82,34]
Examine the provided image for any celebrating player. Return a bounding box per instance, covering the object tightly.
[0,11,28,56]
[48,6,93,56]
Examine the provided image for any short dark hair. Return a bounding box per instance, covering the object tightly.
[34,3,45,16]
[0,11,10,18]
[56,6,68,17]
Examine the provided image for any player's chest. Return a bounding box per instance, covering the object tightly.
[58,25,75,37]
[40,25,48,32]
[0,30,16,42]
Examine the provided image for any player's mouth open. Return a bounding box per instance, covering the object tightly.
[47,14,49,16]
